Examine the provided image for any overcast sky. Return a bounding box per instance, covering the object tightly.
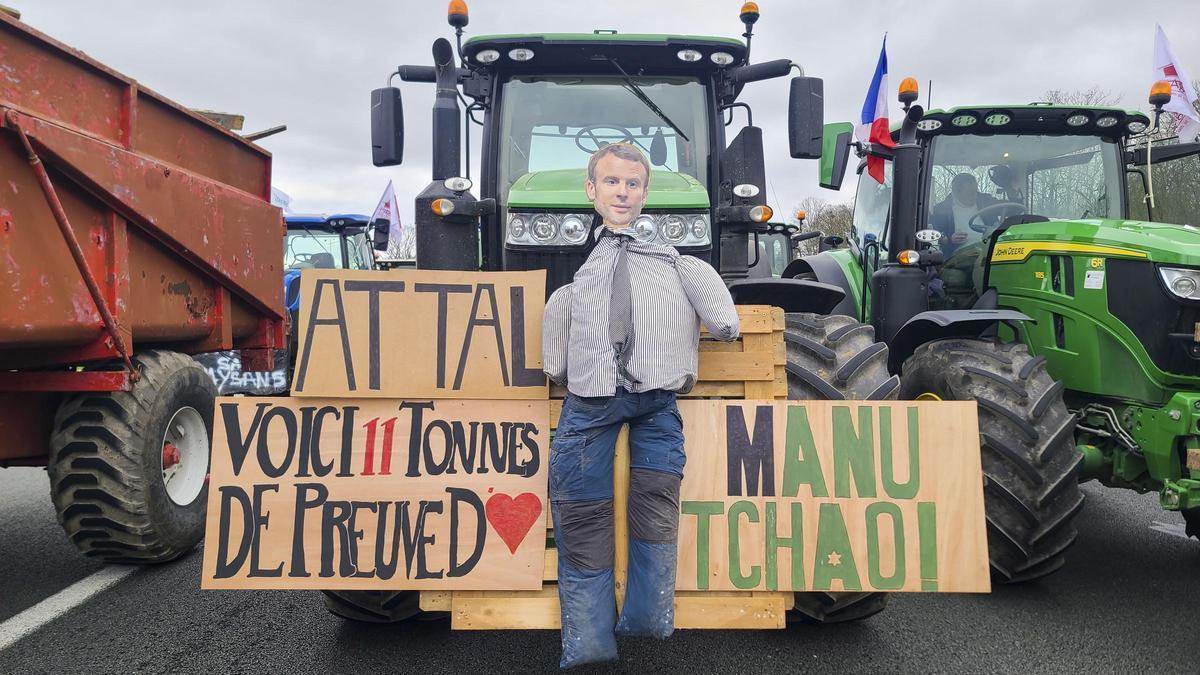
[14,0,1200,225]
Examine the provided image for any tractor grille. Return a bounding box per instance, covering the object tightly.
[503,246,715,299]
[1107,259,1200,377]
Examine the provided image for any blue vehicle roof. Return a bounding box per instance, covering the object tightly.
[285,213,373,230]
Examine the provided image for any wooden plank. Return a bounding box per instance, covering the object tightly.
[451,588,561,630]
[771,306,785,331]
[672,591,789,629]
[544,548,558,581]
[550,399,563,429]
[420,591,452,612]
[1187,447,1200,471]
[698,352,774,381]
[684,381,745,398]
[741,333,778,399]
[699,341,744,353]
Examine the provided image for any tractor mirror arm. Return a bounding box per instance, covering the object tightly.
[1125,141,1200,166]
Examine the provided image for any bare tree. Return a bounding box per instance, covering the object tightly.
[792,196,853,255]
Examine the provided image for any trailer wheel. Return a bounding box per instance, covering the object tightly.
[321,590,423,623]
[48,350,216,563]
[1184,509,1200,541]
[899,339,1083,583]
[784,313,899,622]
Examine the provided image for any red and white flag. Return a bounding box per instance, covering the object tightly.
[1154,24,1200,142]
[370,180,404,253]
[856,36,895,184]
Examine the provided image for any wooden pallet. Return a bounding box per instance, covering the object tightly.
[420,305,793,630]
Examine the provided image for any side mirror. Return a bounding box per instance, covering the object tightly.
[787,76,824,159]
[371,87,404,167]
[371,218,390,251]
[818,122,854,190]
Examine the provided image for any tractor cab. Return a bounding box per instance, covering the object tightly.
[283,213,387,316]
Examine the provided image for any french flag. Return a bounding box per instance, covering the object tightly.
[856,36,895,184]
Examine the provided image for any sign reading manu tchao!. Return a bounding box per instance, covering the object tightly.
[677,400,990,594]
[201,397,550,590]
[291,269,548,399]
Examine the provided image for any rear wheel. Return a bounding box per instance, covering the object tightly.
[900,339,1083,583]
[784,313,899,623]
[321,590,422,623]
[48,350,216,562]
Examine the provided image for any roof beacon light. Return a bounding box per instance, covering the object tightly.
[447,0,469,28]
[749,205,772,223]
[1150,80,1172,108]
[740,2,760,24]
[710,51,735,66]
[508,48,535,62]
[677,49,702,63]
[898,77,919,108]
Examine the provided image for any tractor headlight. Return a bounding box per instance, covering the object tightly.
[505,211,711,247]
[1160,267,1200,300]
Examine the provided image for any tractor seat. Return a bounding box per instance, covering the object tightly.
[310,252,336,269]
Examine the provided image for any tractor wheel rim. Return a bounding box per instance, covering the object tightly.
[160,406,209,506]
[915,392,943,401]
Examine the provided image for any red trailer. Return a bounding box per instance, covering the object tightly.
[0,13,284,562]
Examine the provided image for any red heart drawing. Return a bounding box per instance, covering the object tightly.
[485,492,543,554]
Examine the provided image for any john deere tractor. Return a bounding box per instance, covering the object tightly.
[322,2,900,624]
[800,78,1200,582]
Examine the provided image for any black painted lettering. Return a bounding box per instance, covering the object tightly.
[726,406,776,497]
[401,401,436,477]
[447,487,485,577]
[248,484,283,577]
[256,407,297,479]
[453,283,510,390]
[290,482,328,577]
[509,287,547,387]
[344,280,406,390]
[214,485,253,578]
[221,402,269,476]
[295,278,355,392]
[414,283,472,388]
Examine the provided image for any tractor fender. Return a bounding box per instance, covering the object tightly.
[727,278,846,315]
[781,254,859,317]
[888,309,1032,373]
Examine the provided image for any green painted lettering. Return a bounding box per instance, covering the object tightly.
[918,501,938,591]
[682,501,724,590]
[812,503,862,591]
[832,406,877,498]
[880,407,920,499]
[764,502,804,591]
[727,501,761,589]
[782,406,828,498]
[865,502,906,589]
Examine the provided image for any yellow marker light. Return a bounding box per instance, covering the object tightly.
[1149,79,1172,107]
[447,0,469,27]
[897,249,920,265]
[795,209,807,221]
[740,2,760,18]
[749,205,772,222]
[432,198,455,217]
[898,77,919,105]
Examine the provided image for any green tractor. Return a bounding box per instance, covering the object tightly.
[326,2,901,624]
[804,79,1200,582]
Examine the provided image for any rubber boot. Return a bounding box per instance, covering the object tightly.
[557,560,618,668]
[614,539,677,639]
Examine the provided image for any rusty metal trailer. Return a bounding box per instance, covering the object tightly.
[0,13,284,562]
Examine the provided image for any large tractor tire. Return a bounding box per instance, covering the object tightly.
[1183,509,1200,541]
[899,339,1083,583]
[784,313,899,623]
[48,350,217,563]
[321,590,422,623]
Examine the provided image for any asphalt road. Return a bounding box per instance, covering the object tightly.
[1,467,1197,674]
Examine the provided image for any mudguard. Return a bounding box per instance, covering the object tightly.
[727,278,846,315]
[888,309,1032,373]
[781,254,859,317]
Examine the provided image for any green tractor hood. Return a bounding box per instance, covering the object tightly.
[505,168,710,210]
[995,218,1200,266]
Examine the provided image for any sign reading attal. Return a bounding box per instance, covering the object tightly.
[291,269,548,399]
[676,400,990,593]
[201,397,550,590]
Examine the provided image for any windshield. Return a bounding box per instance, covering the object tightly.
[1128,143,1200,226]
[497,75,709,203]
[926,134,1122,249]
[852,160,893,251]
[284,231,372,270]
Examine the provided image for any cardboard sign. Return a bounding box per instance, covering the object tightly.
[201,397,550,590]
[675,400,990,593]
[292,269,548,399]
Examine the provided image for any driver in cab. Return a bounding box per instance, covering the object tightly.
[929,172,999,255]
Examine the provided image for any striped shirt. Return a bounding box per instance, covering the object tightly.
[543,226,740,396]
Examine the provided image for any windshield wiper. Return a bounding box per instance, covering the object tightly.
[607,58,689,143]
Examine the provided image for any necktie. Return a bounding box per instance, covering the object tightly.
[605,231,639,388]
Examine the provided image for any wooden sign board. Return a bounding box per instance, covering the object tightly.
[675,400,990,593]
[201,397,550,590]
[292,269,548,399]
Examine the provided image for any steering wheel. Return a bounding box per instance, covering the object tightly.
[967,201,1025,233]
[574,125,636,154]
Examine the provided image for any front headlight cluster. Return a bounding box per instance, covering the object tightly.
[1160,267,1200,301]
[506,212,711,247]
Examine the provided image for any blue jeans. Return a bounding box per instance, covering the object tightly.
[550,387,685,669]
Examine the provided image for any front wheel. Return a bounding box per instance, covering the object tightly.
[321,590,422,623]
[900,339,1084,583]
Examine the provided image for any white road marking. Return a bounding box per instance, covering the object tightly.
[1149,520,1191,540]
[0,565,137,652]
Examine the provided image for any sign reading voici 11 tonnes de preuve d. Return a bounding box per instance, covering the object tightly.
[201,269,990,595]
